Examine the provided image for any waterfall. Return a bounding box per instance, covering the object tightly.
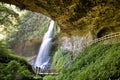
[34,20,54,70]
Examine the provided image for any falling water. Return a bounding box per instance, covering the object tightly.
[34,20,54,71]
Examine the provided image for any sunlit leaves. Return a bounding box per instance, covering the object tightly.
[8,11,50,43]
[0,3,19,40]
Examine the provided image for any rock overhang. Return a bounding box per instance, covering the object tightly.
[0,0,120,37]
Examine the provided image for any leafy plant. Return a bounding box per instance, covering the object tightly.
[56,43,120,80]
[0,3,19,40]
[0,41,42,80]
[51,49,73,71]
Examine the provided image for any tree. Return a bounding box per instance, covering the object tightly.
[8,10,51,43]
[0,3,19,40]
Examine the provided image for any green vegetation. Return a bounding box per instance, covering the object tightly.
[51,49,72,70]
[1,1,120,80]
[0,3,19,40]
[7,10,58,50]
[1,38,120,80]
[43,75,55,80]
[7,11,51,44]
[55,43,120,80]
[0,41,42,80]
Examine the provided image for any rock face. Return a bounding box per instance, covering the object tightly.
[12,37,41,57]
[58,31,93,56]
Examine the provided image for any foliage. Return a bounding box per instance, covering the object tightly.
[43,75,56,80]
[0,60,32,80]
[55,43,120,80]
[51,49,73,70]
[0,3,19,40]
[0,41,42,80]
[7,11,51,43]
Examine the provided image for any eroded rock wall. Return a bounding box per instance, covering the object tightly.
[12,37,41,57]
[58,31,93,56]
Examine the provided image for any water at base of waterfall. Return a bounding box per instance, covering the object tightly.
[33,20,54,72]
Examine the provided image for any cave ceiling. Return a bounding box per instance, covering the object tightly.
[0,0,120,36]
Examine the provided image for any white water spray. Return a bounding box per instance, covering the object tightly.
[34,20,54,70]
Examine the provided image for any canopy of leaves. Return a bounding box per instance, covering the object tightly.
[7,10,51,43]
[0,3,19,39]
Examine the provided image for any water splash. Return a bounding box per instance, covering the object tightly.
[34,20,54,70]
